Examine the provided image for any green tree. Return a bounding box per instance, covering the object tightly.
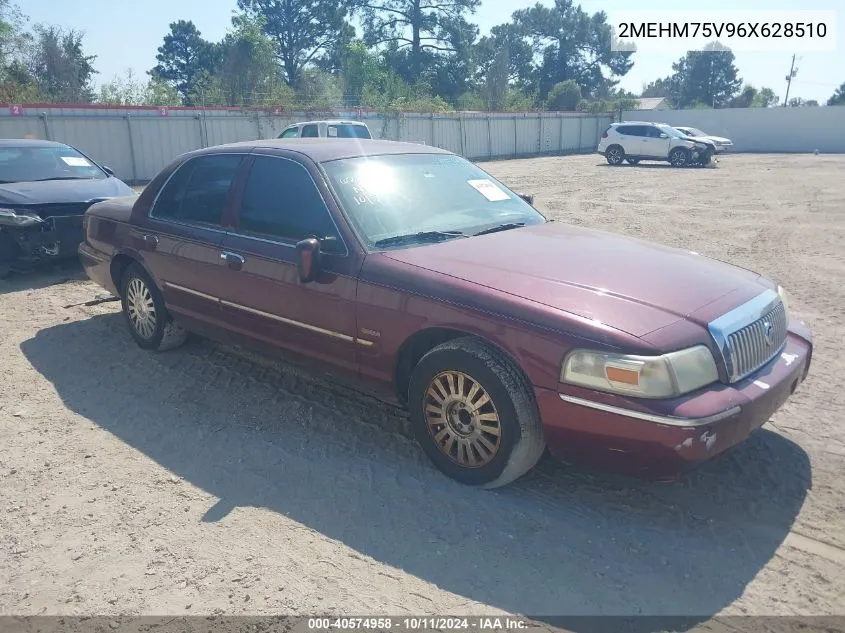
[30,25,97,102]
[97,68,148,105]
[214,14,291,107]
[512,0,633,99]
[752,86,779,107]
[97,69,183,106]
[0,0,38,101]
[667,42,742,108]
[359,0,481,80]
[827,82,845,106]
[545,79,581,110]
[729,84,757,108]
[152,20,217,105]
[236,0,354,87]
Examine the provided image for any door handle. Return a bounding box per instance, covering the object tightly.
[142,234,158,251]
[220,251,245,270]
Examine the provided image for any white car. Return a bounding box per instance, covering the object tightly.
[674,126,734,153]
[597,121,717,167]
[277,120,372,140]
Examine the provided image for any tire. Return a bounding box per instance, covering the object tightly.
[698,147,714,166]
[605,145,625,166]
[669,147,691,168]
[408,337,546,488]
[120,262,187,352]
[625,158,640,165]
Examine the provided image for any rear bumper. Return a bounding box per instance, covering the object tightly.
[79,242,118,296]
[536,324,812,479]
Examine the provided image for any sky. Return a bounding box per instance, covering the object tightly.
[21,0,845,104]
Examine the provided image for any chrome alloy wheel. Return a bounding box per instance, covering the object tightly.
[424,370,502,468]
[126,277,157,339]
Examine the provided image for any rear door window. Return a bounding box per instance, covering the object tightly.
[328,124,371,139]
[151,154,243,227]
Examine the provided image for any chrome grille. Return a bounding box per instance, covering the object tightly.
[726,301,788,381]
[707,289,789,383]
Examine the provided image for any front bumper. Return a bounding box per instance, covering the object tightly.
[536,325,812,479]
[0,214,85,262]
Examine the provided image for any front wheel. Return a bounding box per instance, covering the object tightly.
[120,263,187,351]
[669,147,691,168]
[408,337,546,488]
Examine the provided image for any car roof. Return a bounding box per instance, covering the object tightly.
[614,121,662,126]
[201,138,450,163]
[287,120,368,127]
[0,138,69,148]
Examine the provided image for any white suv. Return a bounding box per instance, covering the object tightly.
[277,120,372,140]
[597,121,716,167]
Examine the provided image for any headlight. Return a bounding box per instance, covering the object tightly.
[561,345,719,399]
[778,285,790,318]
[0,208,43,227]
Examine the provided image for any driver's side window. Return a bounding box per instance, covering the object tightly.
[280,127,298,139]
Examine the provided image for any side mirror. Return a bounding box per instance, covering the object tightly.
[102,165,115,176]
[518,193,534,206]
[295,237,322,283]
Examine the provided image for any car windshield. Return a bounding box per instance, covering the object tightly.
[328,124,371,139]
[0,145,107,184]
[321,153,546,249]
[680,127,706,137]
[658,125,687,139]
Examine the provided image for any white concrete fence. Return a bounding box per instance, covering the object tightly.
[0,106,613,184]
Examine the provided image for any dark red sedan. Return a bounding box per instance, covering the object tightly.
[78,139,813,487]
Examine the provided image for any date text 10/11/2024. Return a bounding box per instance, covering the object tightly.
[307,617,529,631]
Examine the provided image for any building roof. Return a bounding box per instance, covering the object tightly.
[204,138,450,163]
[635,97,668,110]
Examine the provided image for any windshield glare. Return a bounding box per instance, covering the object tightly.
[0,145,107,183]
[680,127,705,137]
[322,153,546,248]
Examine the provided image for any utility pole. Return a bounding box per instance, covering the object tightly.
[783,54,798,106]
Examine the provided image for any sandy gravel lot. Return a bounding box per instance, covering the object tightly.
[1,153,844,624]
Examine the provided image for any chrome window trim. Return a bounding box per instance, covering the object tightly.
[148,152,250,229]
[559,394,741,428]
[707,288,782,382]
[233,153,350,257]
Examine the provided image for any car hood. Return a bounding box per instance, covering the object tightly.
[0,177,134,206]
[382,222,767,338]
[701,135,731,143]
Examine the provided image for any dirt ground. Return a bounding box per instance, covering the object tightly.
[1,153,844,623]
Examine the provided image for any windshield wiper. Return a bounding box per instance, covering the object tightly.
[32,176,89,182]
[374,230,466,248]
[473,222,526,236]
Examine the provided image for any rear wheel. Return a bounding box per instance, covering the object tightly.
[408,337,546,488]
[605,145,625,166]
[120,263,187,351]
[669,147,691,168]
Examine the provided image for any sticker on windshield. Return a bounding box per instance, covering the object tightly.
[61,156,91,167]
[467,179,509,202]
